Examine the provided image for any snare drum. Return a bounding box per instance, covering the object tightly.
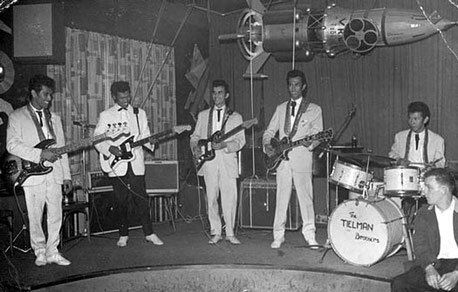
[384,166,420,195]
[330,160,373,193]
[328,198,404,266]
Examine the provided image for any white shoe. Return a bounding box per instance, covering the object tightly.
[226,236,241,245]
[46,253,71,266]
[117,236,129,247]
[307,239,320,250]
[35,253,47,266]
[145,234,164,245]
[208,235,222,244]
[270,238,285,249]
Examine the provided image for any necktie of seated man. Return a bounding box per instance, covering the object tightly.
[291,101,296,117]
[415,134,420,150]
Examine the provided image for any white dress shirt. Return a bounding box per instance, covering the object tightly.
[436,199,458,259]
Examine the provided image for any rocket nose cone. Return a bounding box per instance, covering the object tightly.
[434,19,457,31]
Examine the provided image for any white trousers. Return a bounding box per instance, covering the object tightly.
[203,156,238,237]
[273,160,315,242]
[23,177,62,256]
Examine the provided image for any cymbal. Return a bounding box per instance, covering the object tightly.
[341,153,395,168]
[0,51,14,94]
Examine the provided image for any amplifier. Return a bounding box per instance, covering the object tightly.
[145,160,179,193]
[87,171,113,193]
[239,178,301,230]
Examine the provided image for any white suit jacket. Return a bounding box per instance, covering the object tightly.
[389,129,446,167]
[263,101,323,173]
[190,108,246,178]
[94,104,153,177]
[6,105,71,186]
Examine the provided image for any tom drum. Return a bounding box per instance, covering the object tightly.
[384,166,420,196]
[328,198,405,266]
[330,160,373,193]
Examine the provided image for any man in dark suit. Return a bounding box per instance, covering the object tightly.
[391,168,458,291]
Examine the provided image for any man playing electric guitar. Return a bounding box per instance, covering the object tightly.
[93,81,163,248]
[263,69,323,250]
[7,75,72,266]
[190,79,246,245]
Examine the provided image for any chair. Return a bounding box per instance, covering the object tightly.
[60,201,90,247]
[0,209,14,256]
[147,192,177,232]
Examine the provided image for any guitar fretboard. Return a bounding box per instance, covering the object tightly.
[130,129,175,148]
[55,132,110,155]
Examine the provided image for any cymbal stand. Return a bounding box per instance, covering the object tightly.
[5,186,31,254]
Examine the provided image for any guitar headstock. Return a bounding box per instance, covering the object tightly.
[242,118,258,129]
[173,125,192,134]
[315,128,334,142]
[106,123,130,139]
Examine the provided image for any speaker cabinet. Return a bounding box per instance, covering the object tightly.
[13,3,65,63]
[145,160,179,193]
[178,184,207,218]
[239,178,301,230]
[88,189,142,234]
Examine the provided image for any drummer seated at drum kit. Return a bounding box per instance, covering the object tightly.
[387,101,446,213]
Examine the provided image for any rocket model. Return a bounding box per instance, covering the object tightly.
[218,1,456,78]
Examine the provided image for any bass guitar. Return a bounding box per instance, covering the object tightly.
[194,118,258,171]
[4,124,130,186]
[100,125,191,172]
[264,128,334,171]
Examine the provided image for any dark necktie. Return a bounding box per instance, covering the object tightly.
[415,134,420,150]
[118,107,127,111]
[217,109,222,122]
[291,101,296,117]
[36,111,43,127]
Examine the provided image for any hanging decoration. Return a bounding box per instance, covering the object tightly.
[219,0,457,78]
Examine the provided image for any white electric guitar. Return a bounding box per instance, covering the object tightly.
[99,125,191,172]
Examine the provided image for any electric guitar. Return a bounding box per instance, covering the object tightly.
[3,124,130,186]
[100,125,191,172]
[264,128,334,171]
[194,118,258,171]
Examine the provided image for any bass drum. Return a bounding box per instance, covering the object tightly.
[328,198,404,266]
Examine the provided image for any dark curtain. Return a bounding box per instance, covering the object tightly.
[209,0,458,162]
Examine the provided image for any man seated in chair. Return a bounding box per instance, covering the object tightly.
[391,168,458,292]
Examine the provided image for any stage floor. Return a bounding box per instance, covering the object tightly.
[0,217,409,291]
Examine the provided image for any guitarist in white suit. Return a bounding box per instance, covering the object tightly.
[7,75,72,266]
[263,70,323,249]
[190,80,246,245]
[93,81,163,247]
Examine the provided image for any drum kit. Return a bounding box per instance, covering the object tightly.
[324,152,426,267]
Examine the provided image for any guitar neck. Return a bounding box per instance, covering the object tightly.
[287,136,314,150]
[215,124,245,142]
[54,132,110,155]
[131,129,175,148]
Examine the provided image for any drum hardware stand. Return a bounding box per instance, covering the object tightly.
[319,239,333,263]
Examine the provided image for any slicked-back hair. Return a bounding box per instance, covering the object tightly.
[286,70,307,86]
[424,168,456,195]
[212,79,229,95]
[29,75,55,99]
[111,81,131,97]
[408,101,430,120]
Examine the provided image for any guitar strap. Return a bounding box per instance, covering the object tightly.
[284,99,310,139]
